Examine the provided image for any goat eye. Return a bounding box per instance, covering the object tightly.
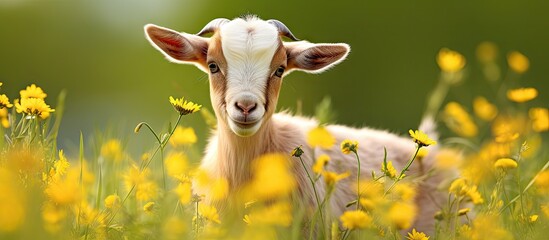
[208,62,219,73]
[274,66,285,77]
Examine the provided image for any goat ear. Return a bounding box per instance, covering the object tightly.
[285,41,350,74]
[145,24,209,71]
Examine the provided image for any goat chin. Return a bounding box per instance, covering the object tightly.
[198,112,447,233]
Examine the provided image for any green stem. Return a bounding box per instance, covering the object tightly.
[385,146,421,195]
[298,156,324,237]
[141,114,183,171]
[354,151,361,210]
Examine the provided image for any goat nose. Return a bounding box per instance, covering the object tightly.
[235,101,257,115]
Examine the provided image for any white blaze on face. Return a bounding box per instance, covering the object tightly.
[219,17,280,136]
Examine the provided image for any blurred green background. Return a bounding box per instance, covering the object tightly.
[1,0,548,154]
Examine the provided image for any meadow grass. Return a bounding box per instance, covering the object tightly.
[0,43,548,239]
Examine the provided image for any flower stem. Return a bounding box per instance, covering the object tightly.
[298,156,324,235]
[385,145,421,195]
[354,151,361,210]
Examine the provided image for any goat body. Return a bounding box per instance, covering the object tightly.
[145,15,443,231]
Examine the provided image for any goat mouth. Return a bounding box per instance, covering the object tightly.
[230,119,259,129]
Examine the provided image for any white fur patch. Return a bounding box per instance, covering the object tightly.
[220,17,280,104]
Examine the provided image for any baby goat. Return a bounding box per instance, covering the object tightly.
[145,16,442,231]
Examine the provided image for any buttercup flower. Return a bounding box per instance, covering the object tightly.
[104,194,121,209]
[476,41,498,63]
[143,202,155,213]
[458,208,470,216]
[409,129,436,147]
[529,108,548,132]
[507,51,529,74]
[340,139,358,154]
[198,204,221,224]
[382,160,398,179]
[100,139,124,162]
[20,84,47,99]
[0,94,13,109]
[322,171,350,187]
[443,102,478,137]
[169,126,197,146]
[494,158,518,170]
[388,202,417,229]
[0,108,10,128]
[437,48,466,73]
[307,126,335,149]
[169,96,201,115]
[340,210,372,230]
[290,145,304,157]
[15,97,55,119]
[473,96,498,121]
[312,154,330,174]
[407,228,430,240]
[507,88,538,103]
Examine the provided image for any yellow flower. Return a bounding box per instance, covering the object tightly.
[340,210,372,230]
[0,108,9,128]
[356,180,385,210]
[437,48,466,72]
[529,108,548,132]
[42,202,66,233]
[174,181,192,204]
[100,139,124,162]
[388,202,417,229]
[507,51,529,74]
[449,178,484,204]
[165,151,188,177]
[507,88,538,103]
[0,94,13,109]
[143,201,155,213]
[210,178,229,201]
[407,228,430,240]
[409,129,436,147]
[244,201,293,227]
[458,208,470,216]
[169,96,201,115]
[443,102,478,137]
[199,204,221,224]
[0,169,26,233]
[15,97,55,119]
[307,126,335,149]
[249,154,296,200]
[494,132,519,143]
[340,139,358,154]
[312,154,330,174]
[104,194,121,209]
[494,158,518,170]
[476,41,498,63]
[20,84,47,99]
[529,215,538,223]
[381,160,398,179]
[470,214,512,240]
[322,171,350,188]
[290,145,304,157]
[534,170,549,193]
[163,217,187,239]
[435,148,460,170]
[392,183,417,202]
[416,148,428,159]
[45,178,82,205]
[53,150,70,179]
[123,165,149,191]
[473,96,498,121]
[135,181,158,201]
[169,126,197,147]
